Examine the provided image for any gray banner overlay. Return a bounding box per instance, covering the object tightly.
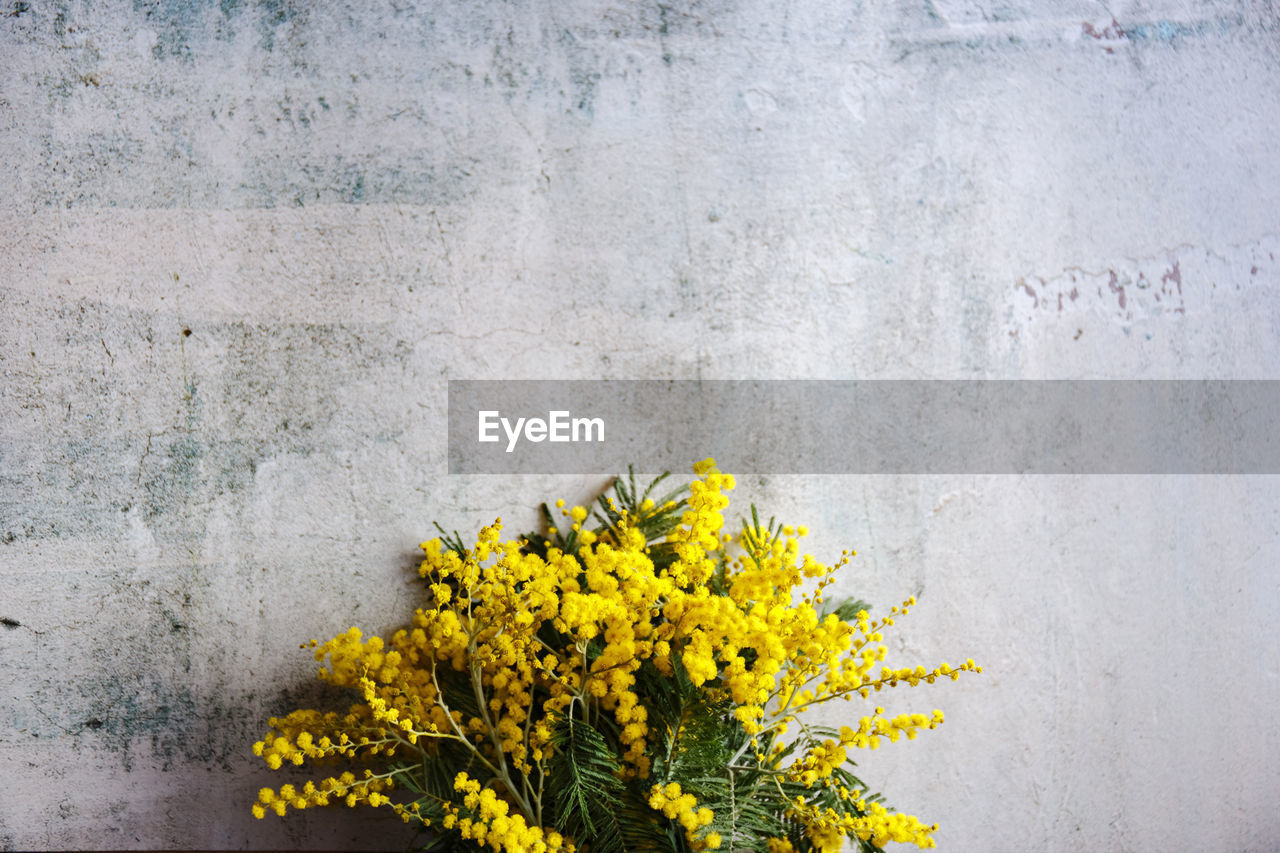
[448,381,1280,474]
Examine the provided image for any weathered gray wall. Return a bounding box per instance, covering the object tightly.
[2,1,1279,850]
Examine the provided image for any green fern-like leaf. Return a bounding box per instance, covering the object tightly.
[824,597,873,622]
[432,521,469,556]
[547,708,625,851]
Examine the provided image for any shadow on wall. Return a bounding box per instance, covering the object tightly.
[238,547,440,847]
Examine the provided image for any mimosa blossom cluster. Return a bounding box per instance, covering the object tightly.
[252,460,980,852]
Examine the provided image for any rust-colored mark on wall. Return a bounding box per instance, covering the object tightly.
[1107,270,1127,310]
[1083,19,1127,40]
[1083,18,1127,53]
[1018,278,1039,308]
[1003,242,1249,338]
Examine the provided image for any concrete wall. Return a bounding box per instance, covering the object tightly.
[2,0,1278,849]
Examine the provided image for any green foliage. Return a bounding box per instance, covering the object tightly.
[825,597,873,623]
[599,467,689,569]
[632,654,790,852]
[432,521,469,557]
[395,744,480,852]
[522,467,689,564]
[548,705,624,848]
[543,699,692,853]
[741,504,782,561]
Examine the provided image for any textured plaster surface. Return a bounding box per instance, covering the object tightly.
[1,0,1279,850]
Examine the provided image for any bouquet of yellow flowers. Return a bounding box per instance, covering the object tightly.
[252,459,980,852]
